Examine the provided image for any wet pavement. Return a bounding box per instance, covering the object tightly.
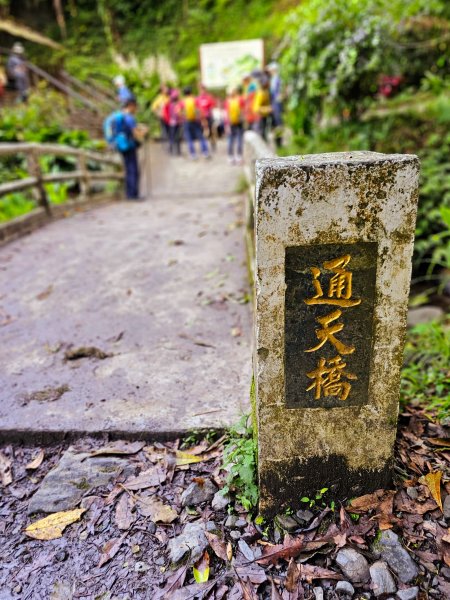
[0,141,252,440]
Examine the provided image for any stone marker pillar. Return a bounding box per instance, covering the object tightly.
[254,152,419,516]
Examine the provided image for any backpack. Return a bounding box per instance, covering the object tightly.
[228,97,242,125]
[184,96,197,121]
[103,111,134,152]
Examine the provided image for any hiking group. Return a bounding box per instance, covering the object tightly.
[105,64,283,200]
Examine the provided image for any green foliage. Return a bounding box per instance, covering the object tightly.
[300,487,329,509]
[401,322,450,420]
[221,414,258,511]
[0,193,36,223]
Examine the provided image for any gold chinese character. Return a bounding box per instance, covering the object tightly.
[306,355,357,401]
[305,309,355,355]
[305,254,361,308]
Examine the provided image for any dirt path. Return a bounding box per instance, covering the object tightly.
[0,141,251,440]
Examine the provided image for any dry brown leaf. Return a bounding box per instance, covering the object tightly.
[86,441,145,458]
[419,471,443,512]
[115,492,135,530]
[285,558,300,592]
[257,536,329,566]
[36,285,53,300]
[98,532,127,567]
[299,563,343,583]
[227,541,233,561]
[427,438,450,448]
[270,577,283,600]
[395,489,438,514]
[124,466,164,490]
[175,450,203,466]
[136,494,177,523]
[25,508,86,540]
[25,449,45,470]
[205,531,228,561]
[0,452,12,486]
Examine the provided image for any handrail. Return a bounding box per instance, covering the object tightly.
[0,142,124,213]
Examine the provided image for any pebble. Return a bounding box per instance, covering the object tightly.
[313,587,324,600]
[148,521,156,534]
[211,491,230,511]
[374,530,418,584]
[55,550,67,562]
[335,580,355,596]
[230,530,241,541]
[167,522,208,564]
[335,548,370,583]
[79,531,88,541]
[406,487,418,500]
[181,479,218,507]
[206,521,218,532]
[295,509,314,525]
[396,587,419,600]
[440,566,450,580]
[225,515,238,528]
[134,561,150,573]
[13,585,22,594]
[370,561,397,597]
[235,518,247,529]
[443,494,450,520]
[275,514,299,532]
[154,555,165,565]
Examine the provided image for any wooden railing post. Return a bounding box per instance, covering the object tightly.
[77,153,89,198]
[26,149,51,215]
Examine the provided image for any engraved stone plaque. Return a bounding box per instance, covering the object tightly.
[285,242,377,409]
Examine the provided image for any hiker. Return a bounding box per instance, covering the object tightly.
[242,73,258,130]
[115,96,148,200]
[225,87,245,165]
[151,84,170,142]
[6,43,29,102]
[180,87,210,160]
[253,75,272,141]
[267,62,283,147]
[164,89,183,156]
[113,75,133,104]
[197,84,216,150]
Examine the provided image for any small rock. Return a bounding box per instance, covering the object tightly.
[206,521,218,532]
[235,518,247,529]
[225,515,238,528]
[167,522,208,564]
[79,531,88,541]
[406,487,419,500]
[181,479,218,507]
[374,530,419,584]
[295,509,314,525]
[28,449,133,514]
[238,539,254,561]
[13,585,22,594]
[148,521,156,534]
[55,550,67,562]
[335,580,355,596]
[211,491,230,511]
[335,548,370,583]
[396,587,419,600]
[370,561,397,597]
[313,587,324,600]
[443,495,450,520]
[407,306,444,327]
[134,561,150,573]
[154,555,165,566]
[441,566,450,580]
[276,514,299,532]
[230,530,241,541]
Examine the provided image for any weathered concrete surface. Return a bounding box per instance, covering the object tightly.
[0,142,251,440]
[255,152,419,515]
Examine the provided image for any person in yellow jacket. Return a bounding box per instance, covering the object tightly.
[225,87,245,165]
[151,84,170,141]
[253,76,272,141]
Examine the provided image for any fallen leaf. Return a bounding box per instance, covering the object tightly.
[86,441,145,459]
[124,465,164,490]
[270,577,283,600]
[285,558,300,592]
[419,471,443,511]
[257,537,329,566]
[136,494,177,523]
[26,449,45,470]
[299,564,343,583]
[64,346,112,360]
[25,509,86,540]
[36,285,53,300]
[175,450,203,466]
[395,489,438,514]
[115,492,135,530]
[193,550,210,583]
[427,438,450,447]
[155,566,187,600]
[0,452,12,486]
[98,532,127,567]
[227,541,233,561]
[206,531,228,561]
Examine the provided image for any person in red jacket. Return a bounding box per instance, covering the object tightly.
[197,84,216,150]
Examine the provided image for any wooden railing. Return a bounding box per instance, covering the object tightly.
[0,142,124,215]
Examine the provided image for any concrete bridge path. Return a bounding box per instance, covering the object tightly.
[0,142,252,440]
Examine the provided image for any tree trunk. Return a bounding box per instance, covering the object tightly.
[53,0,67,38]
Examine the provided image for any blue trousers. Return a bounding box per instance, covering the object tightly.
[228,124,243,157]
[184,121,209,157]
[122,148,139,199]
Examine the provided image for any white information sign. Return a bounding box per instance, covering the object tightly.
[200,39,264,89]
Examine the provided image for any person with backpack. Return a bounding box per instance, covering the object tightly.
[113,74,133,104]
[180,87,210,160]
[104,96,147,200]
[224,87,245,165]
[164,89,183,156]
[6,43,29,102]
[253,75,273,142]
